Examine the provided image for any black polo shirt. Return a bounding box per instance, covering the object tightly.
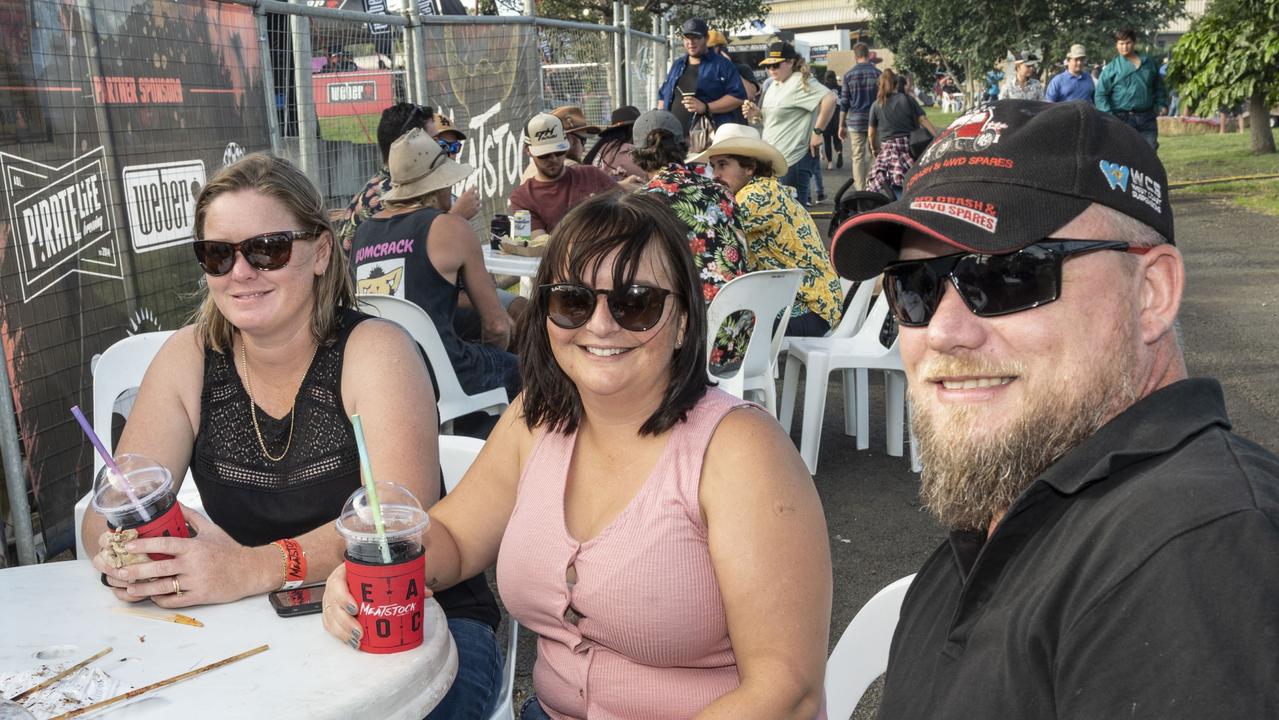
[879,378,1279,720]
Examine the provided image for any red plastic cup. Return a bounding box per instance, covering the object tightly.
[90,454,190,560]
[336,482,430,654]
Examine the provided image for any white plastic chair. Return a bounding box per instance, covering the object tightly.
[779,293,921,474]
[358,294,509,435]
[75,331,204,560]
[825,573,916,720]
[438,435,519,720]
[706,269,804,414]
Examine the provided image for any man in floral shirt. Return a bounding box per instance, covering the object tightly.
[630,110,750,367]
[693,124,843,337]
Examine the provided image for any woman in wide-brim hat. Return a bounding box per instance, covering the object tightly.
[353,127,522,400]
[692,124,844,337]
[583,105,646,181]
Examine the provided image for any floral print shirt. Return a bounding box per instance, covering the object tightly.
[339,168,392,251]
[736,176,844,327]
[641,163,750,367]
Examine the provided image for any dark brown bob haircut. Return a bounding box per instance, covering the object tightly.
[518,192,710,436]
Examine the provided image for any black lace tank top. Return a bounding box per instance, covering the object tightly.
[192,308,499,629]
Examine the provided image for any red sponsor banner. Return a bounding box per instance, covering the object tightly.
[313,70,395,118]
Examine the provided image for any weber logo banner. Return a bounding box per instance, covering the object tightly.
[122,160,206,253]
[328,81,377,103]
[0,147,122,302]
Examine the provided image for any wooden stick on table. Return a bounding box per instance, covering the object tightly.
[47,644,269,720]
[9,647,113,703]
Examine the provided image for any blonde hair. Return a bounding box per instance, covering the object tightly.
[190,153,355,353]
[792,57,813,90]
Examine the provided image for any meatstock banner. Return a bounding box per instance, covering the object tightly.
[422,22,542,224]
[0,0,270,553]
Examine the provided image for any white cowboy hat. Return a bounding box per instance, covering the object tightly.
[383,127,474,203]
[688,123,788,175]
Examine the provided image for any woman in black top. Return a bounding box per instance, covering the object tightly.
[82,154,503,719]
[867,68,939,198]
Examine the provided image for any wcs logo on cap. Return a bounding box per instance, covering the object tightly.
[1100,160,1130,191]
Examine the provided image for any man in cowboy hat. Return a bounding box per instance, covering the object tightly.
[509,112,630,246]
[1046,44,1095,104]
[691,124,843,336]
[351,127,520,395]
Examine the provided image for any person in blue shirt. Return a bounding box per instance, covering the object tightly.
[1046,44,1095,104]
[657,17,747,131]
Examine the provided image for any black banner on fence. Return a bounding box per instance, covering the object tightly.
[0,0,270,554]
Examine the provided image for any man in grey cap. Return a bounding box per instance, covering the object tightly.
[1046,44,1095,103]
[830,99,1279,719]
[657,17,748,131]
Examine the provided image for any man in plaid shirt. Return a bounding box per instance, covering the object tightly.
[838,43,881,191]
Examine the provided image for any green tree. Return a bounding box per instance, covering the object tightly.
[865,0,1183,102]
[1168,0,1277,154]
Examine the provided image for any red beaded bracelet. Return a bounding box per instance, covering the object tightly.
[273,538,307,590]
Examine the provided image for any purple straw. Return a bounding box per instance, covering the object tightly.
[70,405,150,522]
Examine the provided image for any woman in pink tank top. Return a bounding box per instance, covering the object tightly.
[323,192,832,719]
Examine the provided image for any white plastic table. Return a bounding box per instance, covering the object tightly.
[481,245,541,297]
[0,562,456,719]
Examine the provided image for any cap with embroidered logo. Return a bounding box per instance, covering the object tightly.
[758,41,798,66]
[830,100,1174,281]
[523,112,572,157]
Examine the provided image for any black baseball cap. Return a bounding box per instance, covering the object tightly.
[758,41,799,66]
[681,18,709,37]
[831,100,1174,280]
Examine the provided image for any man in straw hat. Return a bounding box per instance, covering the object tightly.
[828,99,1279,718]
[1046,44,1095,104]
[351,127,519,398]
[510,112,637,246]
[691,124,843,336]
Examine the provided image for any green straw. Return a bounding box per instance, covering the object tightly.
[350,414,392,564]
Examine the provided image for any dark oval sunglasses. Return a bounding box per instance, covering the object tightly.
[541,283,677,332]
[192,230,318,276]
[883,240,1151,327]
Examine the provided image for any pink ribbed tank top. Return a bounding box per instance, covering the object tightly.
[496,388,750,720]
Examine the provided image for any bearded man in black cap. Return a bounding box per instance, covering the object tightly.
[831,99,1279,719]
[657,17,747,131]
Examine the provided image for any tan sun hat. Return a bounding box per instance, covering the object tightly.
[382,127,474,203]
[688,123,788,175]
[551,105,602,136]
[1066,44,1087,59]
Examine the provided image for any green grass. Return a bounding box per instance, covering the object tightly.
[925,107,960,129]
[1160,129,1279,217]
[318,114,381,145]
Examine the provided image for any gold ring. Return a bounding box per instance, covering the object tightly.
[172,577,183,596]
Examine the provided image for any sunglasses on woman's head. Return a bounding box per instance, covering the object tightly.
[192,230,317,276]
[882,240,1150,327]
[541,283,677,332]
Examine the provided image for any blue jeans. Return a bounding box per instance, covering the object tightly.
[811,158,825,198]
[427,618,504,720]
[520,696,553,720]
[780,152,818,206]
[1114,110,1158,150]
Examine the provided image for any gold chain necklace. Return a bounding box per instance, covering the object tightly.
[240,339,318,463]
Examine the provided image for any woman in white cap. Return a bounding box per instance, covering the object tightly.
[351,127,520,402]
[693,124,844,337]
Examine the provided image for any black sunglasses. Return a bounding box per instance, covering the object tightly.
[541,283,677,332]
[192,230,317,276]
[398,104,434,137]
[882,240,1150,327]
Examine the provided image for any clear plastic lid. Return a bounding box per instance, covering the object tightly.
[89,453,174,513]
[335,481,430,545]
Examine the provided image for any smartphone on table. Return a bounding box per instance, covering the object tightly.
[268,582,326,617]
